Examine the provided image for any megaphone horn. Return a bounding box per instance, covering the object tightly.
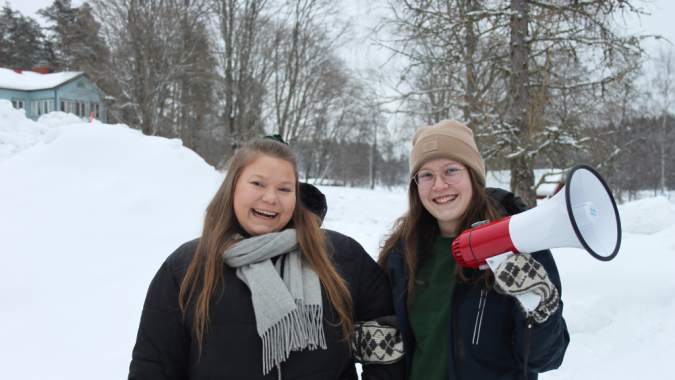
[453,164,622,270]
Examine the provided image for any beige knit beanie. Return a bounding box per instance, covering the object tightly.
[409,120,486,185]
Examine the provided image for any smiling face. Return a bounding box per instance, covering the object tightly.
[417,158,473,237]
[233,155,297,236]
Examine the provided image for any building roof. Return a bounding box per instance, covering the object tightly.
[0,68,84,91]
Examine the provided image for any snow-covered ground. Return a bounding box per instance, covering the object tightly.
[1,102,674,379]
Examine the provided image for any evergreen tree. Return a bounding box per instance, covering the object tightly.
[38,0,109,72]
[0,5,46,70]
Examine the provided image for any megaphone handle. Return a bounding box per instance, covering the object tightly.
[486,252,542,312]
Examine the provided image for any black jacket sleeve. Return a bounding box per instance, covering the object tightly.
[128,243,194,380]
[338,233,406,380]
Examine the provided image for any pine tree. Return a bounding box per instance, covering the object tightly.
[38,0,109,72]
[0,5,46,70]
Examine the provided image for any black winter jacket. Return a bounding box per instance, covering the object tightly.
[386,188,570,380]
[129,230,405,380]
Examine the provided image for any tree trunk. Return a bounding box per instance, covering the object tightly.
[369,141,374,189]
[661,112,667,194]
[509,0,536,207]
[200,114,205,157]
[462,0,478,124]
[278,19,301,140]
[222,0,236,150]
[370,121,377,190]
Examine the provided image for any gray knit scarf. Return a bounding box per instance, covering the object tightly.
[223,229,326,375]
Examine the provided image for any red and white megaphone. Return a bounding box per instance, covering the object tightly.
[452,164,621,311]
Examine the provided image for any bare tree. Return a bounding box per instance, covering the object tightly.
[215,0,274,153]
[84,0,397,185]
[379,0,647,205]
[294,61,365,183]
[579,66,645,199]
[269,0,349,140]
[651,46,675,194]
[92,0,214,136]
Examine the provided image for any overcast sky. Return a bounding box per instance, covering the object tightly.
[6,0,674,69]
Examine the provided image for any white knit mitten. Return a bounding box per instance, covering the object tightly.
[494,253,559,323]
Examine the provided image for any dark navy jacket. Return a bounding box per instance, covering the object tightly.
[387,188,570,380]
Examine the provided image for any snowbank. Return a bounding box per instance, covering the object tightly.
[0,100,50,163]
[0,100,90,163]
[0,122,223,380]
[37,111,91,128]
[618,195,675,234]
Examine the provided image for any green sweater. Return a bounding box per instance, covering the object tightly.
[408,235,457,380]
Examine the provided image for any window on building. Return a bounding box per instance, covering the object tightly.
[12,99,26,110]
[60,99,73,114]
[30,99,54,117]
[74,101,87,117]
[91,102,101,119]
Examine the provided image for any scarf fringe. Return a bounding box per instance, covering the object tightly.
[261,300,326,374]
[300,301,326,350]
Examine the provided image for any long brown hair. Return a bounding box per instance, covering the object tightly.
[378,166,502,308]
[179,138,354,352]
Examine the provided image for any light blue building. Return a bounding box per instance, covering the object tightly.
[0,67,109,122]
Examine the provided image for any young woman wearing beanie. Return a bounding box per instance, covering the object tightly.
[379,120,569,380]
[129,137,404,380]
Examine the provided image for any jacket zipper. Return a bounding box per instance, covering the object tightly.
[472,289,488,345]
[450,282,462,380]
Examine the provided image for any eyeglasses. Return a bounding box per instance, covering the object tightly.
[413,166,466,189]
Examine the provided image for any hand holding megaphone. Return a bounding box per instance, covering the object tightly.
[452,165,622,312]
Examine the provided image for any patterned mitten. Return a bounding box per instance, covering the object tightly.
[351,317,404,365]
[493,253,559,323]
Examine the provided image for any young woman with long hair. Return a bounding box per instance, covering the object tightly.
[129,137,404,380]
[379,120,569,380]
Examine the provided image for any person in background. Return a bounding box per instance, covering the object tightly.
[129,136,404,380]
[379,120,569,380]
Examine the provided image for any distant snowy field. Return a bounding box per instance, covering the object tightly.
[1,100,674,379]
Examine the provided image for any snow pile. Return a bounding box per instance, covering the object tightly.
[37,111,91,128]
[0,101,91,164]
[0,100,51,163]
[0,122,223,380]
[617,195,675,234]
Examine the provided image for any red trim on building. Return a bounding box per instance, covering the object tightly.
[536,182,565,199]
